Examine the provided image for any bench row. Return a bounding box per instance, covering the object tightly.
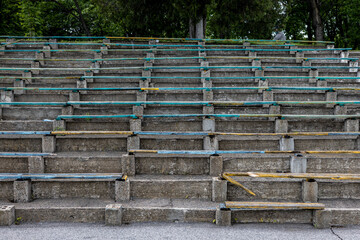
[1,174,360,203]
[0,131,359,153]
[2,151,360,175]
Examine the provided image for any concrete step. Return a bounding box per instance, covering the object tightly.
[0,130,359,152]
[0,198,217,225]
[0,175,213,202]
[1,198,359,227]
[0,117,356,132]
[3,104,360,120]
[0,174,126,202]
[225,176,360,202]
[6,90,360,102]
[2,151,360,175]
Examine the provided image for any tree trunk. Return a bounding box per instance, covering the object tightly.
[308,0,324,41]
[195,17,204,39]
[189,16,205,39]
[73,0,90,36]
[189,18,195,38]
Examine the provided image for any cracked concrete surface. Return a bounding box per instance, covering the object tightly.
[1,223,359,240]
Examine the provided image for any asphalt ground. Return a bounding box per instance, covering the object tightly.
[1,222,359,240]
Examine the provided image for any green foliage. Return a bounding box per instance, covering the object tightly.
[207,0,283,39]
[0,0,23,35]
[0,0,359,48]
[94,0,189,37]
[283,0,310,40]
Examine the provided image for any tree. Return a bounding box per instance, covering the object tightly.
[173,0,211,39]
[0,0,23,35]
[93,0,189,37]
[308,0,324,41]
[207,0,282,39]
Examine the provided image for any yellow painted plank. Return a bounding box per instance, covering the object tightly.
[225,201,325,210]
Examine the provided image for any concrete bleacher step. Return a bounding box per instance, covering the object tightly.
[0,198,217,225]
[0,173,127,203]
[1,37,359,227]
[1,198,360,228]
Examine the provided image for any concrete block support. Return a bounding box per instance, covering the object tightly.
[269,105,280,121]
[146,53,155,63]
[290,46,298,54]
[100,46,108,55]
[91,61,101,73]
[326,91,337,108]
[130,119,142,131]
[248,51,256,61]
[22,71,33,84]
[258,79,268,93]
[216,207,231,226]
[314,209,360,228]
[1,90,14,103]
[296,51,304,63]
[302,60,311,70]
[53,120,66,131]
[141,70,151,88]
[49,39,58,49]
[0,46,4,55]
[42,135,56,153]
[94,53,102,62]
[203,105,214,115]
[262,90,273,107]
[309,69,318,83]
[14,79,25,95]
[280,137,294,151]
[199,52,206,62]
[334,105,347,115]
[35,52,45,65]
[275,119,288,133]
[212,177,227,202]
[77,79,87,89]
[133,105,144,117]
[204,136,218,150]
[28,156,45,173]
[0,206,15,226]
[31,61,40,74]
[43,46,51,58]
[349,61,358,73]
[105,204,123,226]
[62,105,74,115]
[137,91,147,102]
[210,156,223,176]
[84,71,94,83]
[121,154,135,176]
[127,135,140,151]
[69,91,80,101]
[14,180,31,203]
[340,51,349,63]
[203,90,213,101]
[345,119,359,132]
[144,61,153,69]
[252,60,261,71]
[290,155,307,173]
[316,80,327,93]
[203,117,215,132]
[255,69,264,78]
[0,107,2,119]
[313,210,330,228]
[302,180,318,203]
[115,179,130,202]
